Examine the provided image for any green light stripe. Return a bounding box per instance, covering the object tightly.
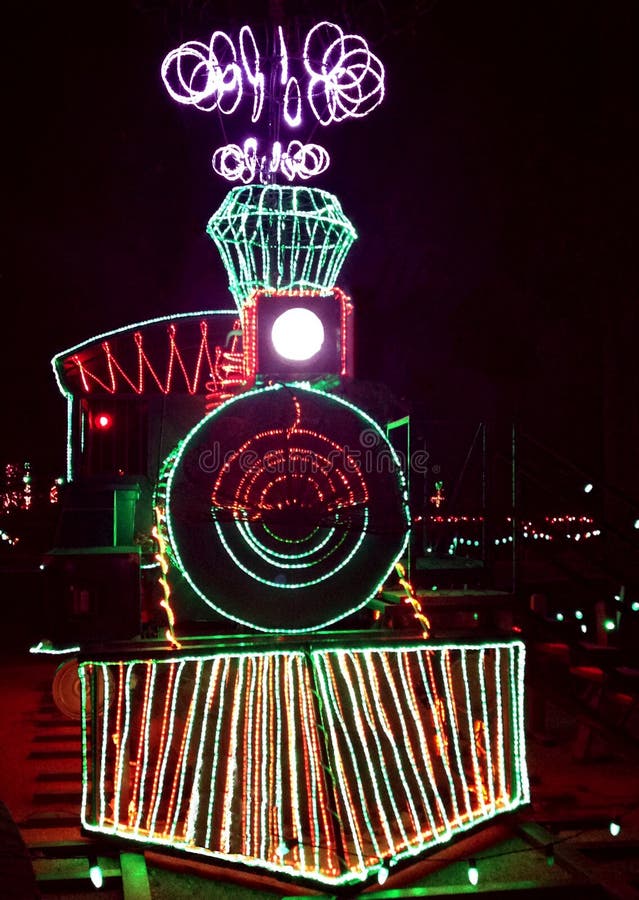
[133,664,157,835]
[239,520,335,560]
[341,652,396,855]
[168,660,203,841]
[438,650,473,819]
[185,659,220,843]
[313,653,368,872]
[401,651,452,837]
[205,657,231,848]
[212,508,367,587]
[493,648,507,803]
[415,651,460,827]
[478,648,496,815]
[149,661,187,836]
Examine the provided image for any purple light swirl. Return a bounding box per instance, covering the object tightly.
[212,140,330,184]
[161,22,384,128]
[304,22,385,125]
[161,31,243,114]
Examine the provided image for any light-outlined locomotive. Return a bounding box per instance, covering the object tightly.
[39,21,528,892]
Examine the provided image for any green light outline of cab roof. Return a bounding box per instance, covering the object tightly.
[164,381,410,634]
[50,309,238,399]
[50,309,237,482]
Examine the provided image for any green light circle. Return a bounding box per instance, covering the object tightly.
[237,520,337,562]
[262,522,320,543]
[220,514,362,584]
[164,383,410,632]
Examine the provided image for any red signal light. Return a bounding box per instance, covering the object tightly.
[94,413,113,430]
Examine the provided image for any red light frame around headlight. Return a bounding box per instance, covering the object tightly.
[241,287,353,383]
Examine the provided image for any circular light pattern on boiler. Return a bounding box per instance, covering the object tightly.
[271,307,324,361]
[161,384,410,632]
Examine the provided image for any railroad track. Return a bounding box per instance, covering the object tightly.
[4,656,638,898]
[14,666,151,898]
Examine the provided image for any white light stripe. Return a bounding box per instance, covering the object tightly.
[415,651,461,826]
[168,660,203,841]
[205,657,230,848]
[493,648,508,803]
[341,652,396,854]
[149,661,186,835]
[221,657,245,852]
[460,648,487,818]
[373,653,422,840]
[185,659,220,842]
[398,651,451,840]
[97,665,110,827]
[314,653,367,872]
[478,649,496,815]
[438,651,473,819]
[133,663,157,835]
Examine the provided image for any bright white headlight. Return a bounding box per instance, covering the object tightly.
[271,307,324,361]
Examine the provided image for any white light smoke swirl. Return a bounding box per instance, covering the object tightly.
[162,22,385,127]
[304,21,385,125]
[212,140,330,184]
[161,30,245,114]
[238,25,264,123]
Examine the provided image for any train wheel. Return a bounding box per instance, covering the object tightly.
[52,659,111,720]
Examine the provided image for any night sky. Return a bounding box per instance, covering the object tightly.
[3,0,636,499]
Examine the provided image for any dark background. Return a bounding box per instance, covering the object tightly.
[2,0,636,508]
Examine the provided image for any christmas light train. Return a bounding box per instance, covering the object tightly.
[39,21,529,892]
[48,187,411,638]
[43,180,528,892]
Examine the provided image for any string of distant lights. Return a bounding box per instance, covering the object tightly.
[430,481,445,509]
[79,640,528,889]
[0,464,63,512]
[23,461,32,509]
[49,476,63,504]
[207,186,356,309]
[161,22,384,130]
[428,515,604,557]
[212,139,330,183]
[1,462,32,512]
[446,807,638,887]
[552,585,639,631]
[0,527,19,546]
[429,515,484,523]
